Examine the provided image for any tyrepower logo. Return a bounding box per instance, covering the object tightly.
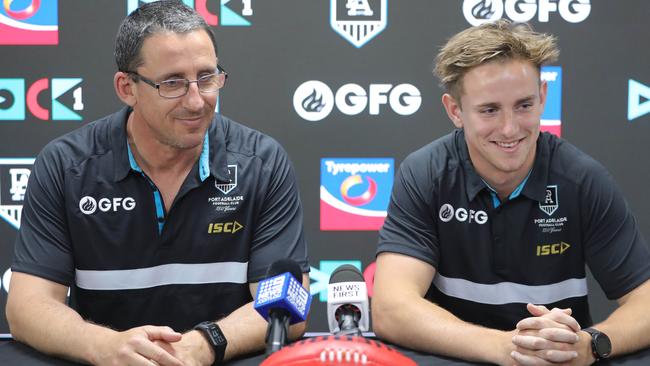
[439,204,488,225]
[320,158,393,231]
[0,158,34,229]
[128,0,253,26]
[463,0,591,26]
[0,0,58,45]
[79,196,136,215]
[293,81,421,122]
[0,78,84,121]
[540,66,562,136]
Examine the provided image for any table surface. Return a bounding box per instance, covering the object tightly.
[2,338,650,365]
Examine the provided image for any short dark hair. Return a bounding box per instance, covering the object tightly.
[434,19,558,103]
[114,0,217,72]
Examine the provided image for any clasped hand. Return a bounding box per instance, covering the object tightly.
[95,325,210,366]
[509,304,594,366]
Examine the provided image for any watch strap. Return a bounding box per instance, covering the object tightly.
[194,321,227,365]
[583,327,611,361]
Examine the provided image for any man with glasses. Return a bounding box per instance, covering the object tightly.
[6,1,309,365]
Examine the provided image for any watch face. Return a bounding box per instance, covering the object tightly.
[594,333,612,357]
[208,326,227,345]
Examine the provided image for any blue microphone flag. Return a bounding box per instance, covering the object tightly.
[254,272,311,324]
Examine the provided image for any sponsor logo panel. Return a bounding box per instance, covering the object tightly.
[541,66,562,136]
[320,158,393,231]
[0,78,84,122]
[330,0,387,48]
[294,81,421,122]
[0,0,58,45]
[0,158,35,229]
[463,0,591,26]
[128,0,253,26]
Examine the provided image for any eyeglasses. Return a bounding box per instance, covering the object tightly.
[128,65,228,99]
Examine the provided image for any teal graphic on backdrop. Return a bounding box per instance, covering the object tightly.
[310,260,362,302]
[628,79,650,121]
[0,78,83,121]
[0,79,25,120]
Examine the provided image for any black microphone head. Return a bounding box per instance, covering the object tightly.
[329,264,364,284]
[266,259,302,282]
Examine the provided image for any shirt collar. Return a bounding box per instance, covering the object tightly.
[112,106,222,183]
[210,114,232,183]
[111,106,133,182]
[459,129,551,204]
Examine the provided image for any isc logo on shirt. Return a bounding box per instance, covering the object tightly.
[207,221,243,234]
[536,242,570,256]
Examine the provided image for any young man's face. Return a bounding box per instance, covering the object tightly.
[130,29,218,151]
[443,59,547,185]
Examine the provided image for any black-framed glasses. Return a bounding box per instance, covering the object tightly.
[128,65,228,99]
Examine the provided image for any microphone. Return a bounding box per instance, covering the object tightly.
[327,264,369,336]
[254,259,311,354]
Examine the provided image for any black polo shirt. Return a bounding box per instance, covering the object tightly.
[378,129,650,330]
[12,107,308,332]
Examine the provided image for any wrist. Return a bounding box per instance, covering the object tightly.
[86,324,119,365]
[187,329,217,366]
[497,330,517,366]
[579,330,597,365]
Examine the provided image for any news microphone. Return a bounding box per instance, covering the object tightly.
[254,259,311,354]
[327,264,369,336]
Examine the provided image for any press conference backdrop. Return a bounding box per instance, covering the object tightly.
[1,0,649,334]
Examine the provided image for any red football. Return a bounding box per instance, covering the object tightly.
[260,335,418,366]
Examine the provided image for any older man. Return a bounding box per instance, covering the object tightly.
[7,1,309,365]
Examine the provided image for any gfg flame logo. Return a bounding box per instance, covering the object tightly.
[79,196,136,215]
[293,80,421,122]
[439,203,488,224]
[463,0,591,26]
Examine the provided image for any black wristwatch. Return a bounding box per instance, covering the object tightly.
[194,321,227,365]
[583,328,611,362]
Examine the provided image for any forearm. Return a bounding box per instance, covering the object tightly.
[7,295,115,364]
[373,295,513,365]
[593,280,650,357]
[213,301,306,361]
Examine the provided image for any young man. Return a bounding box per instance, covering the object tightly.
[7,2,309,365]
[373,20,650,366]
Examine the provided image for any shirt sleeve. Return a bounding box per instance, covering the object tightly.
[247,140,309,282]
[12,142,75,286]
[581,161,650,300]
[377,153,440,268]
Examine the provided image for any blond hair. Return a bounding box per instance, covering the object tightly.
[434,19,559,102]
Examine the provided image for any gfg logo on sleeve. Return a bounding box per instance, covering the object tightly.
[294,80,421,122]
[463,0,591,26]
[79,196,136,215]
